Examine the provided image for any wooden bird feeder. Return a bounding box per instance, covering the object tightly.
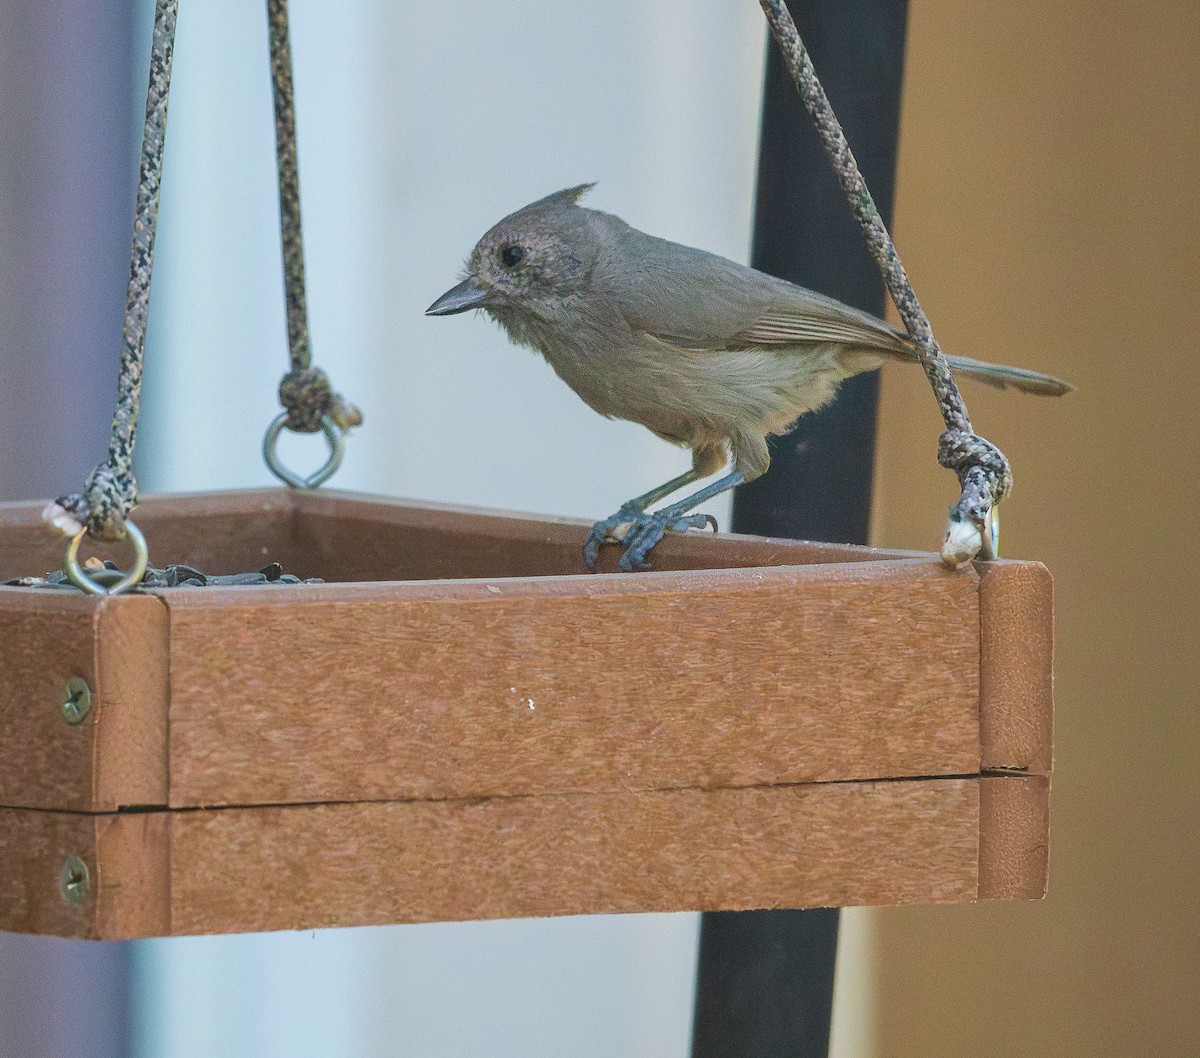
[0,488,1052,940]
[1,0,1055,945]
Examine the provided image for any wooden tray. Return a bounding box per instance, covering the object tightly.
[0,489,1052,938]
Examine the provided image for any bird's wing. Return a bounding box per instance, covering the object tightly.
[734,284,913,354]
[594,218,910,354]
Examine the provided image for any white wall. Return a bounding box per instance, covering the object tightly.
[130,3,873,1056]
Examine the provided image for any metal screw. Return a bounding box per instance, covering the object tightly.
[60,677,92,725]
[59,855,91,906]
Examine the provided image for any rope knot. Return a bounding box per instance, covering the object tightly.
[278,367,363,433]
[55,463,137,542]
[937,429,1013,502]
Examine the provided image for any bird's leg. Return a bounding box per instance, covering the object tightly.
[618,471,744,572]
[583,468,703,570]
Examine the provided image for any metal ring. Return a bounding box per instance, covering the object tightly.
[262,412,345,489]
[64,519,149,596]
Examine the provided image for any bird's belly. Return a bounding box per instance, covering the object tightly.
[627,343,864,438]
[544,339,871,446]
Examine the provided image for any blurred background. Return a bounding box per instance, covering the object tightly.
[1,1,1197,1056]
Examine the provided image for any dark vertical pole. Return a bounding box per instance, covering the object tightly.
[691,2,909,1056]
[0,1,137,1054]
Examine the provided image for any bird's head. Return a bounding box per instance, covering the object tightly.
[426,183,597,321]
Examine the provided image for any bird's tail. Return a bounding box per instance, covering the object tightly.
[875,343,1073,396]
[940,354,1073,396]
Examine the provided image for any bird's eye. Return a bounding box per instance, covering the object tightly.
[500,244,525,268]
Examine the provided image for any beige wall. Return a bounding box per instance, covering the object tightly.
[869,2,1200,1054]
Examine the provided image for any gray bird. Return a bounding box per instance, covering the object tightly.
[427,184,1070,571]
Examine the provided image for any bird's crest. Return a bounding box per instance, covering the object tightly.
[541,182,596,208]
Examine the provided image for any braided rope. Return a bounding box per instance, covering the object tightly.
[758,0,1012,562]
[51,0,357,553]
[266,0,361,435]
[55,0,178,541]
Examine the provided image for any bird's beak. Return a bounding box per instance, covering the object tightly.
[425,277,492,316]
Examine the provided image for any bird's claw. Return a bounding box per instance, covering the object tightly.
[583,503,715,572]
[583,501,645,570]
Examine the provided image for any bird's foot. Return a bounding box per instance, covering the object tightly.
[583,501,645,571]
[618,507,715,572]
[584,501,717,572]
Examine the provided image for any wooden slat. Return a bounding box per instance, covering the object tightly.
[94,811,171,939]
[159,559,981,809]
[0,500,81,582]
[0,592,168,812]
[130,489,300,576]
[0,489,933,586]
[0,490,297,583]
[290,489,928,581]
[0,776,1006,939]
[978,774,1050,899]
[0,592,101,809]
[0,806,97,937]
[93,595,170,809]
[979,561,1054,773]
